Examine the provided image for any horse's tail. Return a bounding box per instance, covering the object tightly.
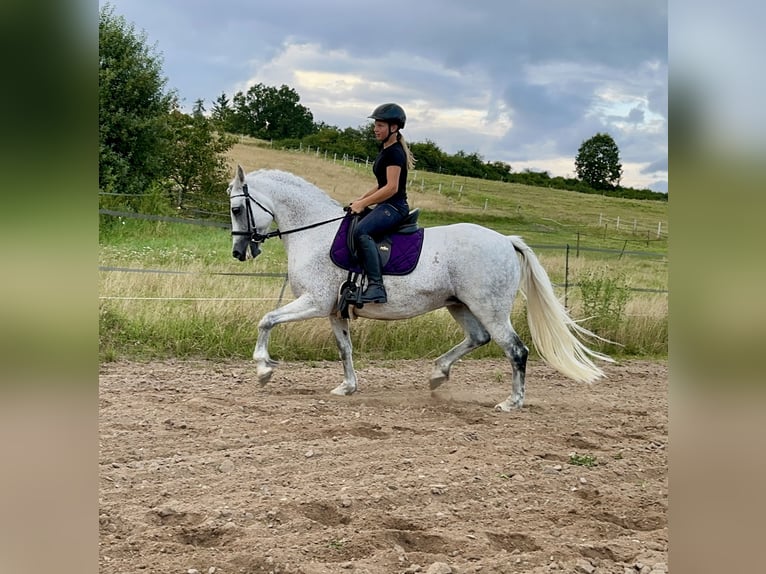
[509,236,614,383]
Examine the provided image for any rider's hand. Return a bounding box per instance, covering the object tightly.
[349,200,366,214]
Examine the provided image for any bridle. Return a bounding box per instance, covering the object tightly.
[230,183,276,243]
[230,183,346,254]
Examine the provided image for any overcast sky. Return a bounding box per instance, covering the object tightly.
[101,0,667,191]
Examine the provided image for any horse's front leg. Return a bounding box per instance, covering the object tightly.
[253,295,326,384]
[328,315,357,395]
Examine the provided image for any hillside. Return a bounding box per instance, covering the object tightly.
[225,139,668,252]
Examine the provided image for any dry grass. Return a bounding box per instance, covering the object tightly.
[226,139,372,205]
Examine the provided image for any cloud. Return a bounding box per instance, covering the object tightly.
[642,157,669,174]
[245,41,513,143]
[102,0,667,188]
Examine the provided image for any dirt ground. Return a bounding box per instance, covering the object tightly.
[99,358,668,574]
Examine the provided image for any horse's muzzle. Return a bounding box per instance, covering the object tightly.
[232,249,247,261]
[232,242,261,261]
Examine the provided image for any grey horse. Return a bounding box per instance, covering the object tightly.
[228,166,612,411]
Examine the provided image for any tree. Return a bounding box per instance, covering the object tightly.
[211,92,235,132]
[228,83,315,139]
[574,133,623,190]
[100,4,236,219]
[229,91,253,135]
[410,140,446,172]
[99,3,176,197]
[342,124,378,159]
[489,161,512,179]
[164,111,236,209]
[192,99,206,118]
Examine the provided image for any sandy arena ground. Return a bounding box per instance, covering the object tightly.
[99,358,667,574]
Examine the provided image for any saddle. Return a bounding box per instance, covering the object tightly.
[330,209,425,318]
[330,209,424,275]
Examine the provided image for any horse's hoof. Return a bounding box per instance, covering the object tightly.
[429,369,449,390]
[494,400,522,412]
[330,383,356,396]
[256,367,273,385]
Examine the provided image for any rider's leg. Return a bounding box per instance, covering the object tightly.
[356,233,387,303]
[352,204,405,303]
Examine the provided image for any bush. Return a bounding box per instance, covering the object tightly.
[578,267,630,344]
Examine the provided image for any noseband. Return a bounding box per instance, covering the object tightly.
[230,183,346,252]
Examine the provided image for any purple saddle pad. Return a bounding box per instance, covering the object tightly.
[330,214,425,276]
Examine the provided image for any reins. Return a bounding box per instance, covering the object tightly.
[231,182,346,245]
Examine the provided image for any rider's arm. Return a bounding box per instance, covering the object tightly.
[358,184,379,199]
[350,165,401,212]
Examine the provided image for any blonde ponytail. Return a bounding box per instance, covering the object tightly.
[397,133,416,170]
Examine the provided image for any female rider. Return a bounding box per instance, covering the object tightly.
[349,103,416,303]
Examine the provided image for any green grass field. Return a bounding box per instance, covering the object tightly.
[99,141,667,362]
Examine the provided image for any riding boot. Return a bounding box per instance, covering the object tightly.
[356,235,387,303]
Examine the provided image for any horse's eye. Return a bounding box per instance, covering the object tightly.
[231,206,242,216]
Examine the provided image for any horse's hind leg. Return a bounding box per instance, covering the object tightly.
[431,304,491,389]
[328,315,358,396]
[487,322,529,411]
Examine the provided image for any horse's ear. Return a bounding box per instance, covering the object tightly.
[236,165,246,184]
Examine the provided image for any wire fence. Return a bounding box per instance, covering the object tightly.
[98,262,667,297]
[99,207,667,310]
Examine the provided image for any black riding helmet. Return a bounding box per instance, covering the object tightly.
[368,103,406,129]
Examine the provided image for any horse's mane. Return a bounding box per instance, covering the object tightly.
[250,169,343,210]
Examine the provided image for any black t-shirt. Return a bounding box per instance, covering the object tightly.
[372,141,408,206]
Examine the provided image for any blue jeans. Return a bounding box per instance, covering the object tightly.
[353,201,408,242]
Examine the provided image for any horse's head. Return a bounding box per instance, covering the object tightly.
[228,165,275,261]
